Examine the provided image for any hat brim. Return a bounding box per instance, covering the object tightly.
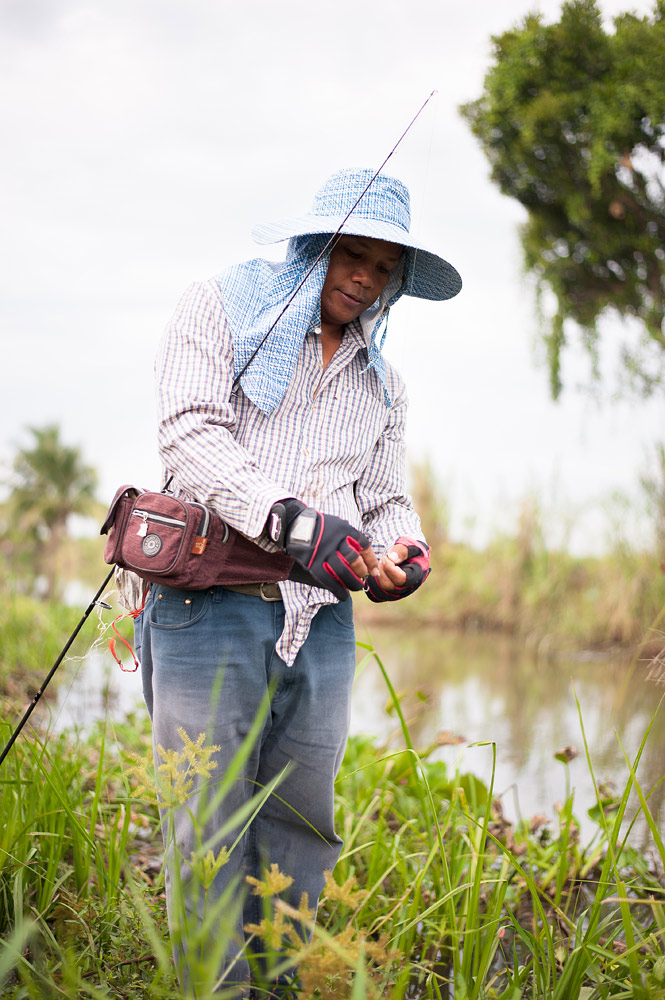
[251,215,462,302]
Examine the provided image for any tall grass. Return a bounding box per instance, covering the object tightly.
[1,636,663,998]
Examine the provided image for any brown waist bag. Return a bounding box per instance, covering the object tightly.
[100,485,315,590]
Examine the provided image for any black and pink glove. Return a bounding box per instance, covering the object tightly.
[364,537,431,603]
[267,499,370,602]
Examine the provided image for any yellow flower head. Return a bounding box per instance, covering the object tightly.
[125,728,221,807]
[246,862,294,897]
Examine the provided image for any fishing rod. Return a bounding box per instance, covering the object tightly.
[0,569,115,768]
[0,92,437,770]
[232,89,438,389]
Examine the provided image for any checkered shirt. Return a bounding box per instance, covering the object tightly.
[156,278,423,665]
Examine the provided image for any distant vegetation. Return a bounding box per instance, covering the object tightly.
[1,426,664,655]
[363,460,665,657]
[461,0,665,399]
[1,424,101,600]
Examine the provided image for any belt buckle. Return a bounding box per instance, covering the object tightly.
[259,582,281,602]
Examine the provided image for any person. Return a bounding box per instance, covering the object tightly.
[134,167,461,996]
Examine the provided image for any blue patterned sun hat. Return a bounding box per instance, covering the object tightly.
[252,168,462,302]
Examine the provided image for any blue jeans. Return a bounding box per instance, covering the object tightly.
[135,584,357,993]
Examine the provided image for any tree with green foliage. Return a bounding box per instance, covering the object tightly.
[461,0,665,398]
[2,425,98,599]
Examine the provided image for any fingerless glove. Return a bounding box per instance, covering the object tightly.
[364,537,430,603]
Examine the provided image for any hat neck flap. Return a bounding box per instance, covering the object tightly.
[216,235,404,414]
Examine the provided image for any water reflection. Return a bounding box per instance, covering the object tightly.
[51,624,664,843]
[52,651,144,733]
[351,625,665,842]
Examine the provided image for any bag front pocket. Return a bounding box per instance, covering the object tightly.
[121,497,196,576]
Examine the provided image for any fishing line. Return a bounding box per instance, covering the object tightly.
[45,590,130,734]
[416,92,438,239]
[1,579,138,759]
[383,91,439,377]
[232,89,439,390]
[0,568,116,767]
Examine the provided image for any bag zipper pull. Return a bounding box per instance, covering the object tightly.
[137,512,149,537]
[191,505,210,555]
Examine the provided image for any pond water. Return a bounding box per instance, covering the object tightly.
[52,622,665,843]
[351,624,665,843]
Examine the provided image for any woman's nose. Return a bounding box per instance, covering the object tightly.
[351,265,372,286]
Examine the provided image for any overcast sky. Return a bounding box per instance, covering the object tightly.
[1,0,662,554]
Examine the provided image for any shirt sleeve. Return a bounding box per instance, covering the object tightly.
[156,280,289,538]
[354,380,425,554]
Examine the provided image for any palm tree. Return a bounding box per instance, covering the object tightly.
[5,425,98,599]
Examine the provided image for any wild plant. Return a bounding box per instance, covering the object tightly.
[1,634,664,998]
